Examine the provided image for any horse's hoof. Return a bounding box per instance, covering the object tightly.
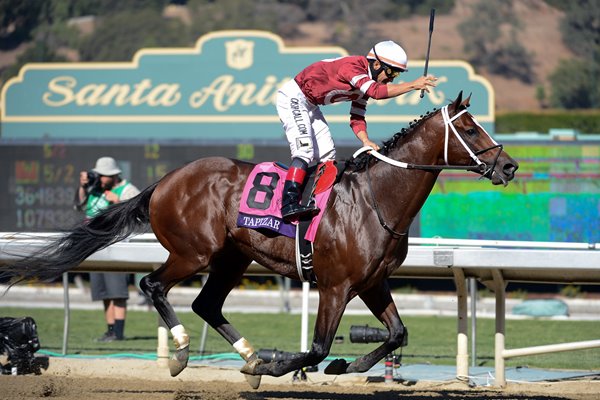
[244,373,262,390]
[324,358,349,375]
[168,346,189,377]
[240,358,263,389]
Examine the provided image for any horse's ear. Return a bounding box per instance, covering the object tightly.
[452,91,464,113]
[461,92,472,108]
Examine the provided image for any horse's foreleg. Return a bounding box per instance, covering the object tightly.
[242,286,348,377]
[326,280,407,374]
[139,255,202,377]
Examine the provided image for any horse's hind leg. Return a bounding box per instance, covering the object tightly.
[139,254,203,377]
[190,251,263,387]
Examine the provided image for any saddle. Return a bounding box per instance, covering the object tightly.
[237,161,341,283]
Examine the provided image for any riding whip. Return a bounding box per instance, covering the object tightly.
[420,8,436,99]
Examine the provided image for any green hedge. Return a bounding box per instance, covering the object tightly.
[496,111,600,134]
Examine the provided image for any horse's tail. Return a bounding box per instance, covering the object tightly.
[0,182,159,287]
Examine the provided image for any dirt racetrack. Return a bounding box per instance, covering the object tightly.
[1,358,599,400]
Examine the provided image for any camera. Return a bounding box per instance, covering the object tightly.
[84,170,102,194]
[0,317,49,375]
[349,325,389,343]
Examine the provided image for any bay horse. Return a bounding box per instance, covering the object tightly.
[0,92,517,388]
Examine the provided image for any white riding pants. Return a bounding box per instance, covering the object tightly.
[276,79,336,164]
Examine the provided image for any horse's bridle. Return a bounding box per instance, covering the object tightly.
[354,105,503,176]
[441,105,503,179]
[356,105,505,238]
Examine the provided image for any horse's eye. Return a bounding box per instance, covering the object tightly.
[466,128,477,136]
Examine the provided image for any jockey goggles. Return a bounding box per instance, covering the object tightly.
[372,47,405,78]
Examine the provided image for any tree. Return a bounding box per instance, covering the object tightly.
[0,0,43,49]
[392,0,454,16]
[458,0,535,83]
[550,0,600,109]
[560,0,600,60]
[488,36,536,84]
[186,0,308,41]
[0,41,66,83]
[535,85,547,108]
[78,9,190,62]
[548,58,600,109]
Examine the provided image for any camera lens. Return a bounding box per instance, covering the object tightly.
[257,348,298,362]
[86,171,98,186]
[349,325,389,343]
[85,171,102,194]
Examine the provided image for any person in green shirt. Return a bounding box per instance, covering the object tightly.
[77,157,140,342]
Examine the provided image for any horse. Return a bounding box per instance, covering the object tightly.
[0,91,518,388]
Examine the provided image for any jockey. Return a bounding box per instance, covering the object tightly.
[277,40,438,221]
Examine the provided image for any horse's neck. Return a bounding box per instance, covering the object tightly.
[390,125,442,167]
[377,162,439,214]
[369,130,442,232]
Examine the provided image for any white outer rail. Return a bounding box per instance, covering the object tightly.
[1,233,600,386]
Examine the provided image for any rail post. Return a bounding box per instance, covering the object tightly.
[492,269,507,387]
[453,268,469,379]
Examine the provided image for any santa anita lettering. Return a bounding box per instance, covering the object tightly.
[42,75,447,110]
[2,31,494,139]
[43,76,182,107]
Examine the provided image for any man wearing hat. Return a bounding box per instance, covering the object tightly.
[78,156,140,342]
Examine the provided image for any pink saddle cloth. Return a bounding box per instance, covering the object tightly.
[237,162,333,242]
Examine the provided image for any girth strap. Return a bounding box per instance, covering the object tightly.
[365,160,407,239]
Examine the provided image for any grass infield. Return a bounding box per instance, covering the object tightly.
[2,307,599,370]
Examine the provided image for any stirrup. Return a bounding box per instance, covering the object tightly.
[281,203,320,221]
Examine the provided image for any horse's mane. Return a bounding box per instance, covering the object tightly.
[347,108,438,172]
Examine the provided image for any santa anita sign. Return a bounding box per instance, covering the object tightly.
[1,30,494,141]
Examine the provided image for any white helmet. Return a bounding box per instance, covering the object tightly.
[366,40,408,71]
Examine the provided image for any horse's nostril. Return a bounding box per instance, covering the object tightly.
[503,163,517,178]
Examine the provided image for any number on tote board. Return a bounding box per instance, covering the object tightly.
[43,164,75,184]
[14,186,76,206]
[16,209,76,229]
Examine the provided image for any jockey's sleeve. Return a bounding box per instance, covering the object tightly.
[347,75,389,100]
[349,101,367,134]
[339,60,390,134]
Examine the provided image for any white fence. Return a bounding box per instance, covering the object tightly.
[1,232,600,387]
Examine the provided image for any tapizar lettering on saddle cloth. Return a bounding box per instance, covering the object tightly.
[237,162,334,242]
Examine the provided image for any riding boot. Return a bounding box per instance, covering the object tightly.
[281,160,319,222]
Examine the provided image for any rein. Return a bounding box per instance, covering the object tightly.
[355,104,504,237]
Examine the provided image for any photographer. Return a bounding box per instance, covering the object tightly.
[77,157,140,342]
